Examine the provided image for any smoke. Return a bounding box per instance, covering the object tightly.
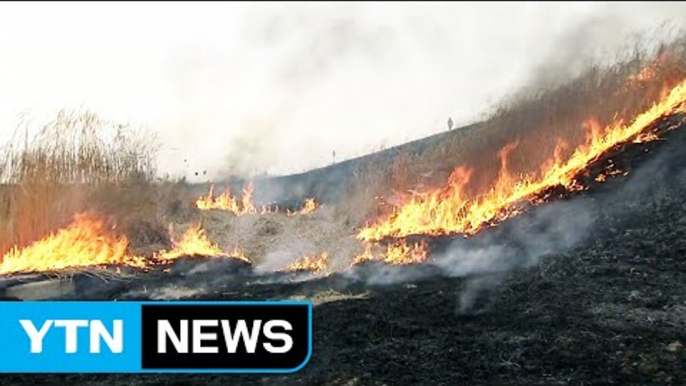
[435,199,596,313]
[2,3,686,181]
[432,122,686,314]
[345,197,595,297]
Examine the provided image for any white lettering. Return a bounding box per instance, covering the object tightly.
[54,320,88,354]
[89,320,123,354]
[221,320,262,353]
[193,320,218,354]
[158,320,188,353]
[19,320,53,354]
[263,320,293,353]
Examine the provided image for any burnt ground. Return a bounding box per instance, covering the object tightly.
[3,118,686,385]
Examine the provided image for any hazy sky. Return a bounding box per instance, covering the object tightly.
[0,2,684,181]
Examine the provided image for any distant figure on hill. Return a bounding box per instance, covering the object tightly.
[448,117,454,131]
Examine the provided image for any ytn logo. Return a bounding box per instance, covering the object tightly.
[0,301,311,373]
[20,319,123,354]
[157,319,293,354]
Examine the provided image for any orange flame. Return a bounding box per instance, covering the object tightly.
[595,168,628,182]
[227,246,251,264]
[156,223,249,263]
[286,252,329,273]
[351,240,429,266]
[0,213,145,275]
[352,243,375,265]
[241,183,257,215]
[626,51,668,89]
[287,198,319,216]
[382,240,429,265]
[358,78,686,242]
[196,183,317,216]
[195,182,273,215]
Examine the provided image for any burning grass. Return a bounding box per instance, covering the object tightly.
[155,223,225,262]
[195,183,319,216]
[155,223,251,264]
[342,37,686,227]
[0,213,144,275]
[0,110,159,257]
[348,36,686,242]
[285,252,329,274]
[358,79,686,241]
[0,215,252,275]
[4,33,686,279]
[351,240,429,266]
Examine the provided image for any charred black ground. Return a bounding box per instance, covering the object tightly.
[2,117,686,385]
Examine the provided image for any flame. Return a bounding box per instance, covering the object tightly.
[241,183,257,215]
[351,240,429,266]
[195,182,272,215]
[196,183,316,216]
[288,198,319,216]
[0,217,252,276]
[352,243,375,265]
[0,213,145,275]
[286,252,329,273]
[156,223,225,262]
[627,65,658,86]
[595,168,628,182]
[382,240,429,265]
[358,78,686,242]
[227,245,251,264]
[626,51,668,88]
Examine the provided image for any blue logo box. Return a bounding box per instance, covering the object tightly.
[0,301,312,373]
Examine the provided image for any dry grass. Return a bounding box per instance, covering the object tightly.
[341,33,686,224]
[3,32,686,269]
[0,110,161,256]
[197,205,360,270]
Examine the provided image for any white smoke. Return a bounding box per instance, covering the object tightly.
[435,199,596,312]
[1,3,685,181]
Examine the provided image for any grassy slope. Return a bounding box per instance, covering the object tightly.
[6,114,686,386]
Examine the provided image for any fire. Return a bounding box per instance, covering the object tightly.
[358,78,686,242]
[288,198,319,216]
[626,51,668,88]
[196,183,317,216]
[595,168,628,182]
[382,240,429,265]
[286,252,329,273]
[0,216,251,275]
[241,183,258,215]
[352,243,375,265]
[155,223,243,263]
[195,182,273,215]
[227,246,251,264]
[628,65,658,86]
[351,240,429,266]
[0,213,145,275]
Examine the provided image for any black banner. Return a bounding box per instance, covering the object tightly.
[141,303,311,371]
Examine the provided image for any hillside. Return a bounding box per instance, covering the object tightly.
[2,112,686,386]
[2,32,686,386]
[187,122,482,206]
